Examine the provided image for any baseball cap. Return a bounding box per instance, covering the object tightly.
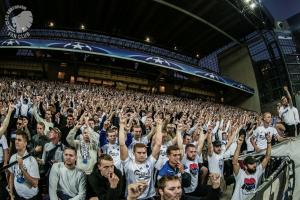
[212,140,222,147]
[243,156,257,165]
[49,127,62,137]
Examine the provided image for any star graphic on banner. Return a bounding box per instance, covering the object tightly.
[153,57,164,64]
[7,40,14,45]
[72,43,84,50]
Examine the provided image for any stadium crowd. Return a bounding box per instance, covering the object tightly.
[0,77,298,200]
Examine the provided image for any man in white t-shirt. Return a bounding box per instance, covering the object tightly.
[278,86,299,137]
[119,114,162,200]
[251,112,289,152]
[0,134,9,199]
[8,130,40,200]
[232,133,272,200]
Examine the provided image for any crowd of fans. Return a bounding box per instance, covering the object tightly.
[0,77,298,200]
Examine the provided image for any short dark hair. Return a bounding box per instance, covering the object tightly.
[157,176,181,190]
[185,143,196,151]
[64,146,77,155]
[133,125,141,129]
[37,122,45,129]
[166,145,180,155]
[98,154,113,165]
[183,133,191,139]
[88,118,95,123]
[243,156,257,165]
[16,130,28,142]
[67,114,74,119]
[133,143,147,152]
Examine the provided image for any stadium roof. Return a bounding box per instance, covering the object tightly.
[0,0,274,58]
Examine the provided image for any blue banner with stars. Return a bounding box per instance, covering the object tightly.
[0,38,254,94]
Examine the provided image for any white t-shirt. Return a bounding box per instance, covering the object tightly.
[279,106,298,125]
[9,152,40,199]
[182,154,201,193]
[208,151,224,176]
[155,140,172,170]
[253,126,277,150]
[122,155,156,199]
[0,135,8,163]
[101,143,122,171]
[128,136,149,158]
[231,164,265,200]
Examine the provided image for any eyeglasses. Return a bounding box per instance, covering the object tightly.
[17,123,22,125]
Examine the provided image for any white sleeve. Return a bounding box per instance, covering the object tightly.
[1,136,8,149]
[28,157,40,179]
[294,108,300,124]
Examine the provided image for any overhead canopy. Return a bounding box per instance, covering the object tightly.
[0,0,274,57]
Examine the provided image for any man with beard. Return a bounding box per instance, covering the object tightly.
[49,147,86,200]
[231,133,272,200]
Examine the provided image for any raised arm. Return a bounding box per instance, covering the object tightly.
[119,114,128,161]
[197,129,207,155]
[283,86,293,106]
[232,135,244,176]
[207,128,213,157]
[0,104,14,137]
[176,124,184,157]
[66,123,81,148]
[261,133,272,169]
[151,119,163,160]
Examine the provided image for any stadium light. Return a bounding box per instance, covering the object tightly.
[244,0,251,3]
[249,2,257,9]
[145,37,151,42]
[80,24,85,30]
[49,21,55,27]
[196,54,200,58]
[174,46,177,50]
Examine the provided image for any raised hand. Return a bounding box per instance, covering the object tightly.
[127,181,147,200]
[108,173,120,189]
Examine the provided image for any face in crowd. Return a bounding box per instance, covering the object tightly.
[186,146,197,161]
[213,144,222,154]
[36,123,45,135]
[133,145,148,163]
[67,115,75,126]
[15,134,27,151]
[64,148,77,167]
[107,130,117,144]
[167,149,181,167]
[98,157,114,178]
[183,134,191,145]
[45,110,52,121]
[263,112,272,125]
[159,178,182,200]
[133,127,142,139]
[82,128,90,143]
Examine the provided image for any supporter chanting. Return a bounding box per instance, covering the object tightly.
[0,78,298,200]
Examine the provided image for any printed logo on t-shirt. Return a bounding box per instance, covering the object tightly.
[134,168,151,180]
[189,163,199,175]
[15,166,26,183]
[241,178,256,194]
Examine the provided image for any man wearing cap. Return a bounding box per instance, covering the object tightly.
[38,127,64,176]
[207,126,235,191]
[232,133,272,200]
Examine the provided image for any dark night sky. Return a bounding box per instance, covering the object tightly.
[262,0,300,20]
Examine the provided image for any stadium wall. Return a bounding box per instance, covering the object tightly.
[219,46,261,112]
